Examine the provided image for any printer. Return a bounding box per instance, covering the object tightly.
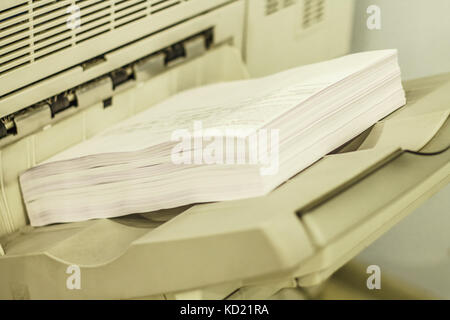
[0,0,448,299]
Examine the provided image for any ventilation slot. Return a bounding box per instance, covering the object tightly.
[302,0,325,29]
[0,1,31,76]
[0,0,197,77]
[150,0,182,15]
[114,0,148,29]
[267,0,282,15]
[75,0,112,44]
[32,0,73,60]
[284,0,295,8]
[265,0,296,16]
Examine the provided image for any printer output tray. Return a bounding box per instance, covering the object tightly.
[0,72,449,300]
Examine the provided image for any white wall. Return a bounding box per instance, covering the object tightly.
[352,0,450,80]
[351,0,450,298]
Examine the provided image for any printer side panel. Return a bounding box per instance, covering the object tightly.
[244,0,355,77]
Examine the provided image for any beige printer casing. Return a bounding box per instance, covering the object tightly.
[0,0,448,300]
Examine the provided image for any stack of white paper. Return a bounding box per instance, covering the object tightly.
[20,50,406,226]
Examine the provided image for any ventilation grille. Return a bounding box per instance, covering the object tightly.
[265,0,295,16]
[0,0,186,76]
[302,0,325,29]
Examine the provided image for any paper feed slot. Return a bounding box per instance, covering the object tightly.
[0,28,216,145]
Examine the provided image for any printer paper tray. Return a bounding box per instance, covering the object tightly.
[0,59,449,299]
